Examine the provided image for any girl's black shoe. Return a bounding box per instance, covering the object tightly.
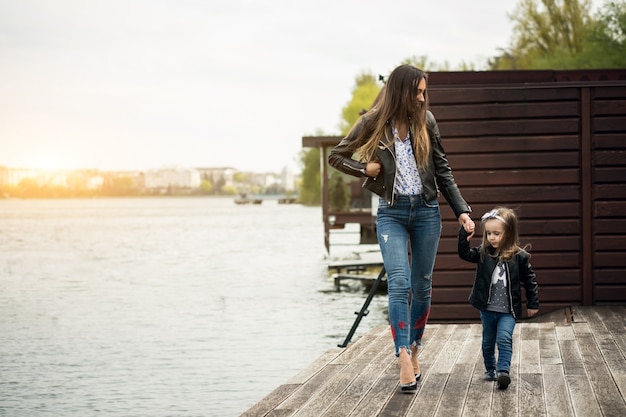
[497,371,511,389]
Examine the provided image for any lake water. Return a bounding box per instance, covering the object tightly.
[0,197,388,417]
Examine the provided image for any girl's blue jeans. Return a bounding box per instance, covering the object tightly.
[480,310,516,372]
[376,195,441,356]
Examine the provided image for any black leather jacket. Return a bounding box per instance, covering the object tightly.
[328,110,471,218]
[458,227,540,319]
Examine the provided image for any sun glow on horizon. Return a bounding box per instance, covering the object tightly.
[20,152,78,171]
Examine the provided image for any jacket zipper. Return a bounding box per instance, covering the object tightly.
[505,262,515,319]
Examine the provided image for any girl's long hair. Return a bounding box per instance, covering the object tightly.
[352,64,430,167]
[480,207,529,262]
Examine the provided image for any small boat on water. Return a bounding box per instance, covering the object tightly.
[277,197,298,204]
[234,193,263,205]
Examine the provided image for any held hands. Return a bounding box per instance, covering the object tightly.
[527,309,539,318]
[458,213,475,240]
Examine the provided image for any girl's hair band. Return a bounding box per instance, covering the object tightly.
[481,209,506,224]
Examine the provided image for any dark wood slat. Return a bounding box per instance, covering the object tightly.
[593,99,626,115]
[592,85,626,99]
[432,269,580,287]
[594,116,626,132]
[440,118,580,137]
[446,152,579,169]
[460,186,580,203]
[595,184,626,199]
[594,134,626,149]
[594,236,626,250]
[595,167,626,182]
[438,235,581,253]
[443,135,580,153]
[450,169,579,186]
[431,101,580,120]
[429,85,580,104]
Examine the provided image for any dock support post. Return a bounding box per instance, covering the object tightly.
[338,266,386,348]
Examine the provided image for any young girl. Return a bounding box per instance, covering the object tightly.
[458,207,539,389]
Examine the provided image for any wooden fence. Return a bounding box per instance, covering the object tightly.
[302,69,626,321]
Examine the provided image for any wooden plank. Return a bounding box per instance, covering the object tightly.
[595,201,626,218]
[593,99,626,115]
[435,252,580,270]
[429,325,472,375]
[594,167,626,182]
[518,373,546,416]
[429,84,580,104]
[576,333,626,417]
[443,135,580,153]
[345,359,399,417]
[542,364,574,417]
[458,186,580,203]
[404,373,448,417]
[442,218,580,236]
[564,374,604,417]
[240,384,302,417]
[539,323,562,365]
[594,236,626,250]
[594,116,626,132]
[453,169,579,186]
[595,184,626,199]
[285,349,344,385]
[447,152,579,170]
[433,363,473,417]
[431,101,580,120]
[271,364,346,415]
[520,324,541,374]
[594,150,626,165]
[594,134,626,149]
[461,360,494,417]
[321,329,395,417]
[441,118,580,137]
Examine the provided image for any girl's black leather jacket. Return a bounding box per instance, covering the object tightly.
[458,227,540,319]
[328,110,471,219]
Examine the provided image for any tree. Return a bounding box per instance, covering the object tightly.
[582,0,626,67]
[339,72,382,135]
[298,147,321,205]
[489,0,626,69]
[328,171,350,211]
[199,179,213,194]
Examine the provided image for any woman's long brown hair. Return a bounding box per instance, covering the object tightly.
[352,64,430,167]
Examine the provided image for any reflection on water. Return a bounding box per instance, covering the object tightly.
[0,198,388,417]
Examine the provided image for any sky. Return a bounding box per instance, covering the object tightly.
[0,0,601,174]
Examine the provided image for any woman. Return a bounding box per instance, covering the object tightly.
[328,64,475,392]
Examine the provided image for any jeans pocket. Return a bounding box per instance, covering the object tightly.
[422,196,439,208]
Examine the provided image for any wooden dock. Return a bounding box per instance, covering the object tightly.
[240,306,626,416]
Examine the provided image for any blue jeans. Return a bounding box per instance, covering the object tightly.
[480,310,516,372]
[376,195,441,355]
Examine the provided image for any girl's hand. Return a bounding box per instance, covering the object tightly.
[459,213,475,240]
[527,309,539,317]
[365,161,381,177]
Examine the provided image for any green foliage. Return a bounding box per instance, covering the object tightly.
[298,147,321,206]
[489,0,626,69]
[199,179,213,194]
[221,184,238,196]
[583,0,626,66]
[339,72,382,135]
[328,171,350,212]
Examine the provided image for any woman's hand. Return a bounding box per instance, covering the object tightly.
[458,213,475,239]
[527,309,539,318]
[365,161,381,177]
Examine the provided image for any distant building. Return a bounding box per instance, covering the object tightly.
[144,167,201,191]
